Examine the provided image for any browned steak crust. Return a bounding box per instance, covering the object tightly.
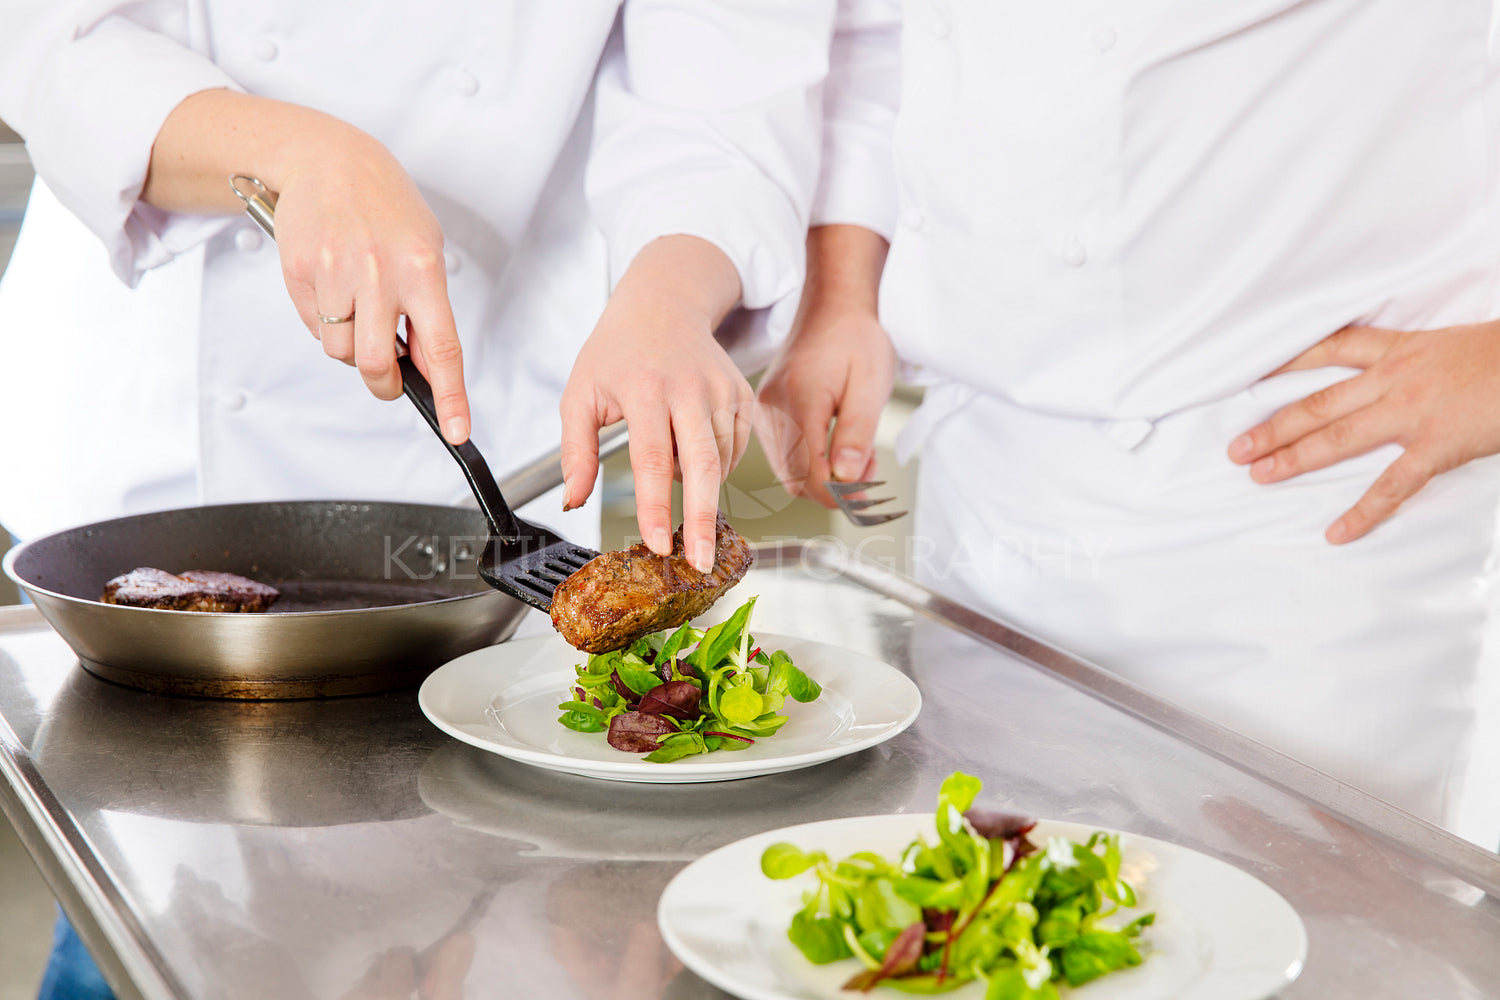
[551,513,753,653]
[102,568,280,612]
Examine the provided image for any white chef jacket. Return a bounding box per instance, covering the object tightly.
[0,0,831,542]
[817,0,1500,430]
[810,0,1500,845]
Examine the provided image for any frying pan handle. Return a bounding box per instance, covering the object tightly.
[227,175,522,542]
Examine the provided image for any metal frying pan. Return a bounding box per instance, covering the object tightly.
[2,399,628,699]
[3,500,528,698]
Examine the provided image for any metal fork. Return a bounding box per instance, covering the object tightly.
[825,480,908,527]
[230,175,599,612]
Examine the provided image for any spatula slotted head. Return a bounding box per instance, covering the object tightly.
[479,532,599,613]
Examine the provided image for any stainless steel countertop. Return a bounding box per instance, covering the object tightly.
[1,541,1498,1000]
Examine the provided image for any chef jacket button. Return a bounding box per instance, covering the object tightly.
[444,250,461,275]
[1062,237,1088,268]
[1092,26,1118,53]
[901,207,926,231]
[221,390,248,412]
[930,12,952,38]
[234,227,263,253]
[252,37,278,62]
[454,69,480,97]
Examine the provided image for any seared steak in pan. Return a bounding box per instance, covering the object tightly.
[550,513,752,653]
[102,568,280,612]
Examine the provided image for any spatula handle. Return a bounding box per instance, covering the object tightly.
[395,349,521,541]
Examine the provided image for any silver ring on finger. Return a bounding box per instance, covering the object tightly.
[318,310,356,325]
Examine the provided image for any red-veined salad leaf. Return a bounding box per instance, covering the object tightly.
[766,773,1153,994]
[605,711,675,752]
[557,595,819,763]
[638,680,701,720]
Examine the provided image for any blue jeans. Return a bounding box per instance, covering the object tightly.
[37,910,114,1000]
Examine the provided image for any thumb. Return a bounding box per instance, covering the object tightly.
[828,375,891,482]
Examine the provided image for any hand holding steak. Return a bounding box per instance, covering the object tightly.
[550,513,752,653]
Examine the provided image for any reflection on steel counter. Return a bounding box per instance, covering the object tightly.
[34,668,430,826]
[416,743,919,860]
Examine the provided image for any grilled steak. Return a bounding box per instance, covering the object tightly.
[102,568,280,612]
[551,513,753,653]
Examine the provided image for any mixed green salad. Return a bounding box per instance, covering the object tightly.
[556,596,822,763]
[762,773,1153,997]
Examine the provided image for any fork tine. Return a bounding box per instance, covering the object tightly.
[838,495,896,512]
[826,480,885,496]
[850,510,908,527]
[824,478,908,527]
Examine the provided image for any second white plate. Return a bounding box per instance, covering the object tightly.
[659,814,1307,1000]
[418,632,922,783]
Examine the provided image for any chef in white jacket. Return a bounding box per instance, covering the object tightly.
[0,2,830,996]
[755,0,1500,848]
[0,1,826,569]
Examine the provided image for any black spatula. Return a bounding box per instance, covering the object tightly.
[230,174,599,612]
[396,352,598,611]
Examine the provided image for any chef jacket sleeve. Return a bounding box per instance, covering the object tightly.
[812,0,901,241]
[0,1,241,287]
[587,0,835,315]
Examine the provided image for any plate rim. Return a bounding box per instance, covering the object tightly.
[657,811,1308,1000]
[417,631,923,783]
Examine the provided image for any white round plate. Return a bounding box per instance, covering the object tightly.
[417,632,921,783]
[658,814,1306,1000]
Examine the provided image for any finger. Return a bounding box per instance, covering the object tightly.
[626,402,677,557]
[559,386,605,512]
[710,404,738,479]
[1325,452,1434,544]
[790,411,837,506]
[284,270,324,340]
[1246,405,1395,484]
[730,397,754,472]
[1228,372,1380,464]
[724,378,756,474]
[749,393,808,495]
[673,402,723,573]
[405,285,469,444]
[756,377,837,507]
[352,288,403,400]
[828,370,893,482]
[316,245,359,362]
[1271,325,1402,376]
[316,296,358,364]
[752,377,806,491]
